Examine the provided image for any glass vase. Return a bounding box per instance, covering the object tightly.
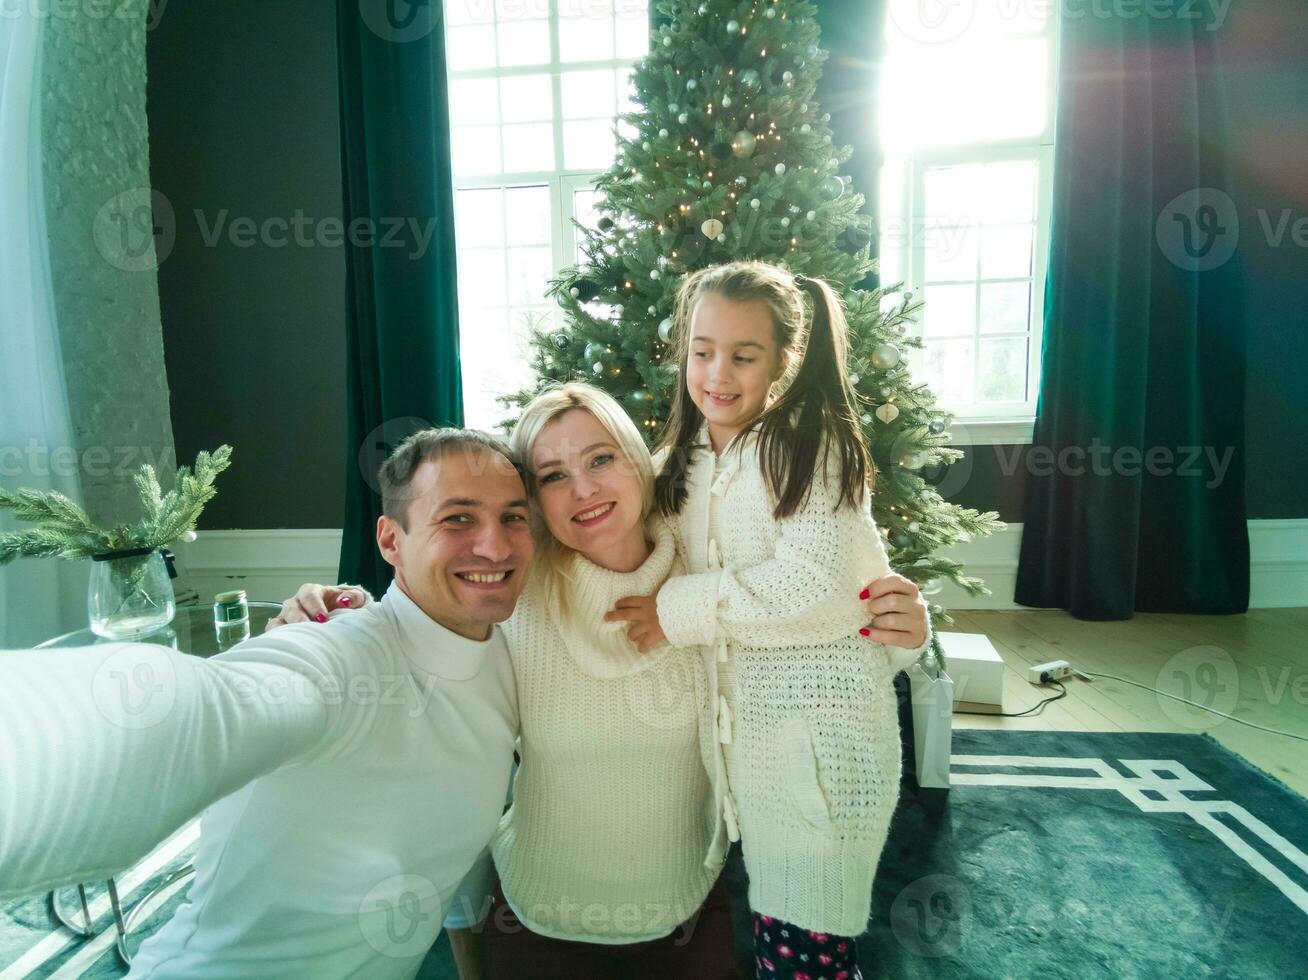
[88,549,176,638]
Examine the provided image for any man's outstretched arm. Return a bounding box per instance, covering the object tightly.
[0,629,346,899]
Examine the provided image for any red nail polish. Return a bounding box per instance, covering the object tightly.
[315,613,328,623]
[858,588,870,600]
[339,596,352,606]
[859,627,870,637]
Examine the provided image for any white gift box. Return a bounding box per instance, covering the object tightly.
[938,632,1005,714]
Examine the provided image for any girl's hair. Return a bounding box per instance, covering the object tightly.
[511,382,655,586]
[654,260,873,519]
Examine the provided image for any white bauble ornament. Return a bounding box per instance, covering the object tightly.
[848,373,860,385]
[726,19,739,34]
[750,198,761,209]
[663,35,672,46]
[783,70,793,82]
[774,163,786,175]
[650,269,661,279]
[642,141,651,151]
[801,123,811,134]
[875,403,900,424]
[871,343,902,370]
[806,210,816,220]
[669,103,679,112]
[732,130,756,157]
[765,7,775,17]
[648,305,657,315]
[679,112,688,124]
[701,218,724,239]
[570,287,580,298]
[658,318,674,342]
[780,217,790,227]
[659,128,668,138]
[593,361,605,374]
[721,94,732,107]
[687,79,697,90]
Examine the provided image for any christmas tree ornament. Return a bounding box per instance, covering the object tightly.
[891,529,912,549]
[806,210,816,220]
[648,305,657,315]
[659,128,668,138]
[750,198,761,209]
[824,175,846,197]
[872,343,902,370]
[650,268,661,279]
[929,419,946,435]
[740,68,760,90]
[735,175,748,186]
[726,19,739,34]
[627,389,654,408]
[584,341,606,363]
[875,403,900,424]
[551,332,569,350]
[800,123,811,134]
[848,373,860,385]
[687,79,697,90]
[569,277,601,303]
[679,112,689,124]
[782,70,793,83]
[658,318,674,342]
[765,6,775,16]
[780,216,790,227]
[721,94,732,107]
[592,361,604,374]
[701,218,724,239]
[597,216,614,231]
[732,130,756,157]
[663,35,672,46]
[775,163,786,175]
[669,103,679,112]
[642,141,651,151]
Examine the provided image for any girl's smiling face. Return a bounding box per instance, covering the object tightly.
[686,291,788,452]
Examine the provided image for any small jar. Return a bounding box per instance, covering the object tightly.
[214,589,250,651]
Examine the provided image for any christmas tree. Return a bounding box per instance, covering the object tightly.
[505,0,1003,642]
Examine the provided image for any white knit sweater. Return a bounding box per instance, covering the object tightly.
[492,518,724,943]
[656,427,929,936]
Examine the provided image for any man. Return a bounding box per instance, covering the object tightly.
[0,429,532,978]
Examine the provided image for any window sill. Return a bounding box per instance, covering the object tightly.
[947,417,1035,446]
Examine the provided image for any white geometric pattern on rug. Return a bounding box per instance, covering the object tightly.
[951,754,1308,918]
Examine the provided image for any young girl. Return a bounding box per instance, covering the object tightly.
[610,261,930,980]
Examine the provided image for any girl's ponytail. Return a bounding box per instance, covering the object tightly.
[755,274,871,518]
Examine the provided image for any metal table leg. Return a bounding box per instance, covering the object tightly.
[114,865,196,966]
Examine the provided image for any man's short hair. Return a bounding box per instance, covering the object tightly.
[378,428,522,529]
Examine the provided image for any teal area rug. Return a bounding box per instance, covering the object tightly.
[3,730,1303,978]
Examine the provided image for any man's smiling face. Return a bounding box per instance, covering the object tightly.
[377,448,533,640]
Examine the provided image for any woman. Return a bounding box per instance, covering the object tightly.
[278,384,930,979]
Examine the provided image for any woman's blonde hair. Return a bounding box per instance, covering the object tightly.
[511,382,656,587]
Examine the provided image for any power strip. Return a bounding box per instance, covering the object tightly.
[1028,660,1076,684]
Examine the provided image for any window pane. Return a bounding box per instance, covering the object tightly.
[450,79,500,126]
[562,70,617,120]
[923,284,975,338]
[924,165,980,226]
[506,246,552,306]
[457,249,505,309]
[617,68,639,115]
[981,161,1037,225]
[499,74,553,124]
[978,338,1028,402]
[505,185,552,245]
[924,225,976,283]
[924,339,975,405]
[452,126,502,176]
[980,225,1033,280]
[615,5,650,59]
[501,122,555,172]
[446,25,497,71]
[979,281,1030,335]
[459,307,513,430]
[498,19,551,68]
[456,188,505,248]
[563,119,617,170]
[560,12,615,63]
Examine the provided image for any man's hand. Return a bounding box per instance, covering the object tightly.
[265,583,371,632]
[857,573,929,649]
[604,595,668,653]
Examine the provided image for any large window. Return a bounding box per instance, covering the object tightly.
[878,1,1059,443]
[445,0,649,430]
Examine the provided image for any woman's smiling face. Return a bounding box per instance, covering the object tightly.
[530,408,646,562]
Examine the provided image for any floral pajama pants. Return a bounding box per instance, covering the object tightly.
[753,913,861,980]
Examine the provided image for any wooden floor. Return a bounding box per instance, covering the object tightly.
[947,607,1308,798]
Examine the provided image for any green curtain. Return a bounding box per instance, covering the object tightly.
[815,0,886,291]
[1015,11,1248,618]
[336,0,464,596]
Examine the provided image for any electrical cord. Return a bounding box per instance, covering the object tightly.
[1081,670,1308,743]
[954,677,1068,718]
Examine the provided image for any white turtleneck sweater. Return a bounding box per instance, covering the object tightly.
[490,518,724,944]
[0,582,517,979]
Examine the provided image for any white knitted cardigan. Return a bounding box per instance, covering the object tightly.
[493,518,725,944]
[655,427,930,936]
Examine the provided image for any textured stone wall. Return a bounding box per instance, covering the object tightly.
[40,0,176,525]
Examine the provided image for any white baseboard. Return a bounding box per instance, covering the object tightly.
[173,520,1306,611]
